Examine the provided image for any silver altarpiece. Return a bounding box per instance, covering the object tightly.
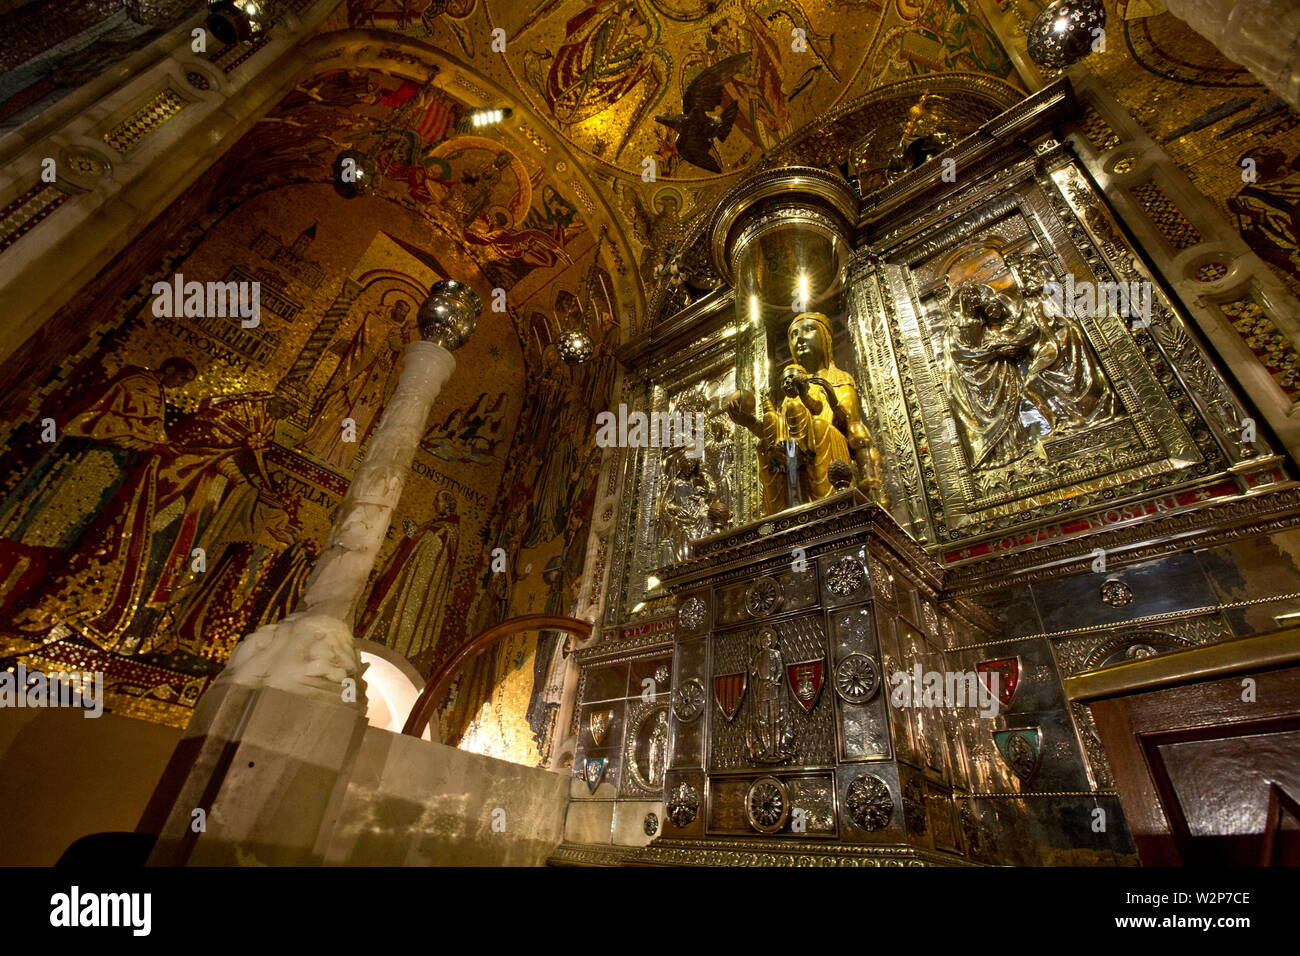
[553,78,1298,867]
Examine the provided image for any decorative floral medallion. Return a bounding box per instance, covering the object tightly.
[57,146,111,188]
[744,575,785,618]
[1100,577,1133,607]
[666,781,698,828]
[825,556,866,597]
[845,774,893,831]
[677,596,707,630]
[746,776,790,834]
[672,677,706,722]
[654,664,670,685]
[834,653,880,704]
[644,812,659,837]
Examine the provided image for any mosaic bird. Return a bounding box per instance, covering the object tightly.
[655,52,751,174]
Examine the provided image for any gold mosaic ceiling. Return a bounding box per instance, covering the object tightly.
[339,0,1021,300]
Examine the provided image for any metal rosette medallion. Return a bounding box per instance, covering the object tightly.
[744,575,785,618]
[825,555,866,598]
[845,774,893,831]
[677,595,708,632]
[673,677,706,722]
[746,776,790,834]
[833,653,880,704]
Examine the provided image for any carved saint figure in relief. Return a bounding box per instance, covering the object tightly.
[943,282,1040,470]
[725,312,886,516]
[747,628,794,763]
[646,707,669,788]
[658,449,720,564]
[1013,253,1119,433]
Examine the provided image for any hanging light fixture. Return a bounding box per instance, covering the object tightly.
[1024,0,1107,70]
[331,149,379,199]
[557,229,607,366]
[556,329,595,366]
[206,0,274,44]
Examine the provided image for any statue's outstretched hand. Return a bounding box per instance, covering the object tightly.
[725,389,758,430]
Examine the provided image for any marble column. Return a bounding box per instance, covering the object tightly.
[212,341,457,707]
[143,280,481,865]
[1163,0,1300,109]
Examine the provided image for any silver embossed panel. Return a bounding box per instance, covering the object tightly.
[709,614,837,772]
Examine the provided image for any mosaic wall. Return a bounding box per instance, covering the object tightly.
[0,66,619,765]
[342,0,1021,330]
[1080,0,1300,299]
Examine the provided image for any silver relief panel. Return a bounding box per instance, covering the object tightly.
[709,614,836,773]
[831,604,891,761]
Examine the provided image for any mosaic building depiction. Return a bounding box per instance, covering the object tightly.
[0,0,1297,881]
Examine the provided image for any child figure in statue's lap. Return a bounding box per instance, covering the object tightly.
[726,312,887,516]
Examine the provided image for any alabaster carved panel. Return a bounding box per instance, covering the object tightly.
[850,149,1273,550]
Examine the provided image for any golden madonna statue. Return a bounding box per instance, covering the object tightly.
[726,312,886,516]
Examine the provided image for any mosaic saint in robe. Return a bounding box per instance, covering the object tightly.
[0,358,196,549]
[3,391,288,652]
[357,490,460,661]
[302,299,414,471]
[1229,147,1300,288]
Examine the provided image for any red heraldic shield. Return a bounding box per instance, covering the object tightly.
[714,673,747,721]
[786,659,825,714]
[976,658,1020,707]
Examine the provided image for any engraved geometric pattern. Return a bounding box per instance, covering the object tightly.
[903,778,928,833]
[832,607,876,656]
[1193,261,1228,283]
[788,777,837,833]
[677,596,707,631]
[1132,180,1201,250]
[0,182,69,255]
[845,774,893,831]
[102,89,188,153]
[1079,106,1121,151]
[710,616,836,772]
